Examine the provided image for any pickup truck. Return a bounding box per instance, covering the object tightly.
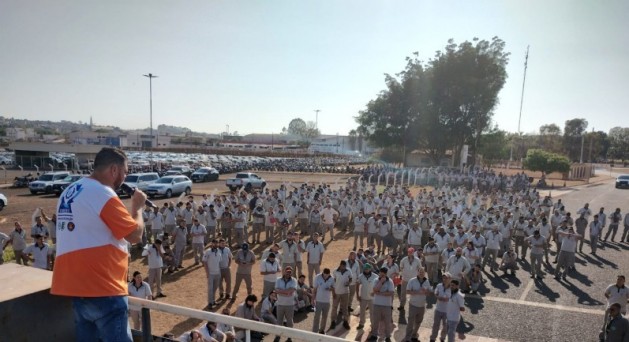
[29,171,71,195]
[226,172,266,192]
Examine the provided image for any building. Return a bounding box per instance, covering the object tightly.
[8,142,106,169]
[308,134,375,155]
[5,128,35,141]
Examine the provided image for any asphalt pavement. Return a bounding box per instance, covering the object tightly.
[284,170,629,342]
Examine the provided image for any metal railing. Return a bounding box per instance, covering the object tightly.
[128,297,346,342]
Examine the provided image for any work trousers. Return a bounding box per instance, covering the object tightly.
[312,302,330,332]
[331,293,349,323]
[207,274,220,304]
[530,253,543,277]
[430,310,448,341]
[148,267,162,295]
[405,305,426,340]
[192,243,204,263]
[482,248,499,270]
[219,268,231,295]
[232,273,252,297]
[370,304,393,338]
[358,298,372,325]
[276,305,294,328]
[308,263,321,287]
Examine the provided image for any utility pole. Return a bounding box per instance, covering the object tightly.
[143,73,158,171]
[588,127,594,162]
[509,46,529,166]
[580,132,585,164]
[314,109,321,130]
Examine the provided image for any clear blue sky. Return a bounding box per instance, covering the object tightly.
[1,0,627,136]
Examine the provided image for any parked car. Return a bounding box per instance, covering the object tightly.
[0,156,13,165]
[13,173,35,188]
[225,172,266,192]
[163,170,183,177]
[167,166,193,177]
[0,193,7,211]
[615,174,629,189]
[52,174,86,196]
[145,175,192,198]
[116,172,160,196]
[29,171,71,195]
[190,167,220,183]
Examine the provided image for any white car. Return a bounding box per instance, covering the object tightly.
[145,175,192,198]
[0,193,7,211]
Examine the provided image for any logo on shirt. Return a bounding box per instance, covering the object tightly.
[58,183,83,215]
[67,222,76,232]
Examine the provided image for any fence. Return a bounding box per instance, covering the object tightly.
[128,297,347,342]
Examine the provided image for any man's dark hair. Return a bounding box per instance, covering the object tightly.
[132,271,141,277]
[245,294,258,302]
[93,147,127,171]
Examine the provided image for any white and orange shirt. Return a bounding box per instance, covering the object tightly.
[51,177,138,297]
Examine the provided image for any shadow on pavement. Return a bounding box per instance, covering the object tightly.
[483,269,523,295]
[464,295,485,314]
[533,279,560,302]
[558,278,604,306]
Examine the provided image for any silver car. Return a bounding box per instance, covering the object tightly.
[145,175,192,198]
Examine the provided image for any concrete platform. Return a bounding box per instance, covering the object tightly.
[0,263,75,341]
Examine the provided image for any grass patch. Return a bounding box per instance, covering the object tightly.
[3,245,15,263]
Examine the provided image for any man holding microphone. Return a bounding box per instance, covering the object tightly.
[51,147,147,341]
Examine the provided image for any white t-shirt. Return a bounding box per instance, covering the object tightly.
[605,284,629,313]
[306,241,325,264]
[560,234,578,252]
[275,276,298,306]
[406,277,432,307]
[400,256,422,281]
[23,243,51,269]
[190,224,207,244]
[142,244,165,269]
[314,273,335,303]
[446,291,465,321]
[434,283,451,312]
[202,248,222,275]
[333,268,352,294]
[260,259,281,282]
[128,281,152,300]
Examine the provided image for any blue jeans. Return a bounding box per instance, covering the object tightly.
[72,296,132,342]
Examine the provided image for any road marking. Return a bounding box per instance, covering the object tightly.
[519,278,535,301]
[465,293,605,315]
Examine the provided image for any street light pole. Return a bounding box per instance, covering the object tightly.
[143,73,158,171]
[509,46,529,166]
[580,131,585,164]
[314,109,321,130]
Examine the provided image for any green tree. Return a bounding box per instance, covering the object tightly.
[356,68,424,164]
[356,37,509,165]
[478,128,509,166]
[562,118,588,161]
[302,121,320,140]
[287,118,307,137]
[608,127,629,161]
[523,149,570,174]
[538,123,562,153]
[428,37,510,164]
[585,131,610,162]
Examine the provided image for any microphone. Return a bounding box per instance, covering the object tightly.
[120,183,158,208]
